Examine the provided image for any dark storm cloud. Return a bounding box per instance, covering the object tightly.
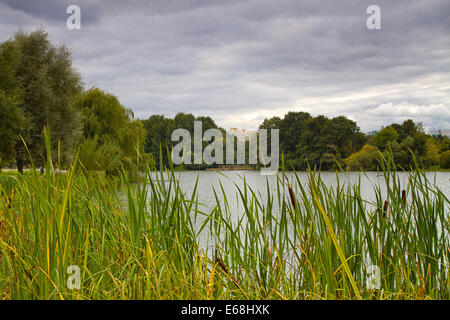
[0,0,448,131]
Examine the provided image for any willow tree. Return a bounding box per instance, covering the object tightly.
[0,39,27,167]
[3,28,83,172]
[75,88,145,172]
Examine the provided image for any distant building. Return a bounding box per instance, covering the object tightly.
[429,129,450,138]
[366,130,378,137]
[228,128,257,142]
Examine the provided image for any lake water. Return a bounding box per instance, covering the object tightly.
[148,170,449,247]
[164,170,450,211]
[145,170,450,258]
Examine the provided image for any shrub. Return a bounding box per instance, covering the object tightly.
[440,150,450,169]
[345,144,379,171]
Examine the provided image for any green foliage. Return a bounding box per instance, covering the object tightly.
[371,126,399,149]
[143,115,176,167]
[260,112,366,170]
[344,144,379,171]
[0,40,22,98]
[0,91,27,165]
[0,28,83,171]
[422,138,440,167]
[74,88,146,172]
[358,120,442,170]
[436,135,450,153]
[440,150,450,169]
[0,39,26,166]
[77,137,122,172]
[143,112,222,170]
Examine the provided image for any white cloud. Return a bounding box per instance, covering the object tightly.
[365,101,450,131]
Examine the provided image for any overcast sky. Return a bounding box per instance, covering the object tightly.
[0,0,449,132]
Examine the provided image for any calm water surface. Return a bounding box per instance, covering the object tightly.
[169,170,449,211]
[147,170,449,251]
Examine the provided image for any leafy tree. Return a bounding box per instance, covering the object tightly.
[440,150,450,169]
[259,117,282,131]
[401,119,418,137]
[327,116,366,159]
[4,28,83,172]
[296,115,330,169]
[294,115,365,170]
[422,138,440,167]
[0,92,27,166]
[435,135,450,153]
[0,40,22,97]
[143,115,175,167]
[371,126,399,150]
[174,113,196,133]
[0,39,28,167]
[74,88,145,172]
[279,111,311,158]
[259,116,282,156]
[345,145,379,171]
[259,112,365,170]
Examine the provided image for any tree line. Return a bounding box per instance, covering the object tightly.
[259,114,450,170]
[0,28,449,173]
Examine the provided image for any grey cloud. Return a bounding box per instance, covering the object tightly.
[1,0,102,25]
[0,0,448,132]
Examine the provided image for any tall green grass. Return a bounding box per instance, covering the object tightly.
[0,134,448,299]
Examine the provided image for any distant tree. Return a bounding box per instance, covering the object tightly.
[279,111,311,158]
[401,119,418,137]
[422,138,440,167]
[371,126,399,150]
[143,113,223,169]
[345,144,379,171]
[327,116,366,158]
[440,150,450,169]
[436,135,450,153]
[259,116,282,157]
[259,117,282,131]
[296,115,330,169]
[174,113,196,133]
[196,116,218,132]
[143,115,175,167]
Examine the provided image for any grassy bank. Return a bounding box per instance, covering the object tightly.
[0,153,449,300]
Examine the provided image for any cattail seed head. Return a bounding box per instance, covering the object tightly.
[288,185,296,209]
[382,200,389,218]
[401,189,407,204]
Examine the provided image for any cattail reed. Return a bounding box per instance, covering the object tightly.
[382,200,389,218]
[285,175,296,209]
[215,255,240,289]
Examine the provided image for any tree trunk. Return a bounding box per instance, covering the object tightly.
[17,157,24,174]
